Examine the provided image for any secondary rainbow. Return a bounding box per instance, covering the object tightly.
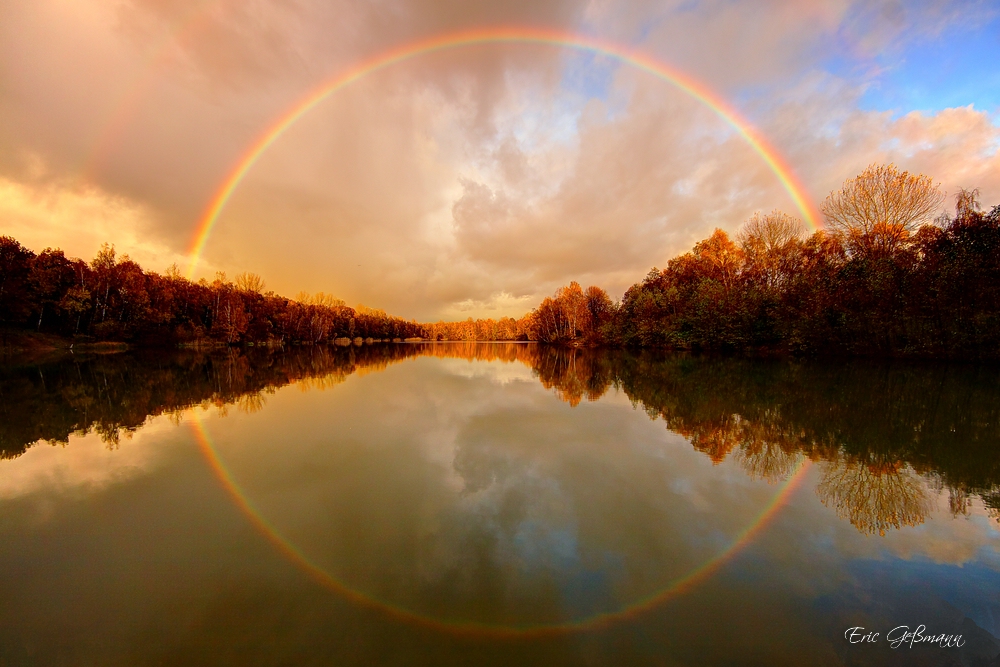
[184,26,821,278]
[190,403,811,638]
[82,1,222,181]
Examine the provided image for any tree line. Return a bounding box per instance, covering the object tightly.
[523,164,1000,358]
[4,163,998,357]
[0,242,424,346]
[421,282,616,343]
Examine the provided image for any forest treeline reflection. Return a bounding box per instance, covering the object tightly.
[4,343,999,535]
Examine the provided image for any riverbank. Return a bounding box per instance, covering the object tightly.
[0,329,432,363]
[0,329,129,362]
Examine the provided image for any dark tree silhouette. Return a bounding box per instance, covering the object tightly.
[0,240,424,348]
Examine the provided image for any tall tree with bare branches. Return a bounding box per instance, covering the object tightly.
[737,209,803,253]
[822,163,944,259]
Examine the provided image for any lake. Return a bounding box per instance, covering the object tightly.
[2,343,999,666]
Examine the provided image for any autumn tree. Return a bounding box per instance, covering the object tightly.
[116,258,151,333]
[0,236,35,326]
[531,281,598,343]
[584,285,614,340]
[738,210,803,290]
[90,244,119,326]
[821,163,944,259]
[27,249,76,330]
[213,283,249,344]
[556,282,588,338]
[674,229,746,348]
[234,272,265,294]
[737,209,802,253]
[914,187,1000,354]
[684,228,744,290]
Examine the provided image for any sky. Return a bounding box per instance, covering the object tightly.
[1,0,998,321]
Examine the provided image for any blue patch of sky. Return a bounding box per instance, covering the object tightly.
[495,48,623,156]
[715,11,1000,134]
[553,48,631,121]
[836,13,1000,118]
[559,49,616,100]
[497,46,639,166]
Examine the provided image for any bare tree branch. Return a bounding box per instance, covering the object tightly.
[821,164,944,258]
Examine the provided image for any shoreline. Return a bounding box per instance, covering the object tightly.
[2,328,995,365]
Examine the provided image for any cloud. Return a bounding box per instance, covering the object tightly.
[1,0,998,320]
[114,0,308,90]
[758,75,1000,209]
[0,173,196,274]
[0,415,179,505]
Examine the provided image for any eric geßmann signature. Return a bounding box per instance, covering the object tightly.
[845,626,966,649]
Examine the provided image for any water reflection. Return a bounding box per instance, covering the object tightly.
[5,344,999,538]
[2,344,1000,665]
[816,457,932,536]
[189,357,812,633]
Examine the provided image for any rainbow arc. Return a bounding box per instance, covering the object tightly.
[191,404,810,637]
[183,27,822,278]
[176,31,818,632]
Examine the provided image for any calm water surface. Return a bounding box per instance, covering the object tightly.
[1,344,999,666]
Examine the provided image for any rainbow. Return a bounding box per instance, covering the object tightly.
[190,404,811,637]
[184,26,821,278]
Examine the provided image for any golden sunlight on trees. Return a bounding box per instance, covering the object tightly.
[0,236,423,346]
[234,272,265,294]
[688,229,744,290]
[816,456,933,536]
[737,210,803,252]
[605,172,998,356]
[737,210,803,291]
[821,163,944,259]
[2,166,998,358]
[423,316,531,342]
[531,281,613,344]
